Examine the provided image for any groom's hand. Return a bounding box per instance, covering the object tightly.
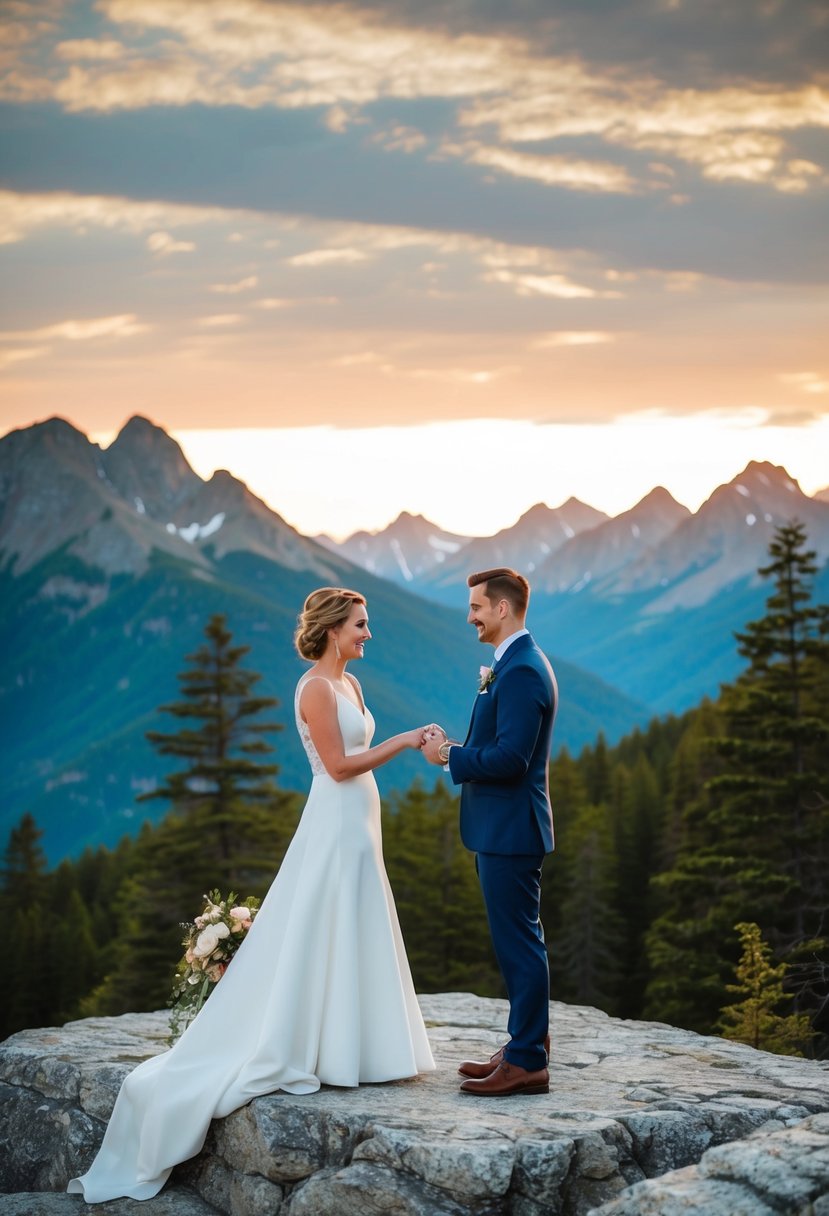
[422,731,448,765]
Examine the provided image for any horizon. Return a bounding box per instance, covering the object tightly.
[6,410,826,542]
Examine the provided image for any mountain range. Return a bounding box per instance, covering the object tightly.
[0,416,649,862]
[321,462,829,713]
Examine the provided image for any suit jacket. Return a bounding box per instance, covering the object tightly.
[448,633,557,855]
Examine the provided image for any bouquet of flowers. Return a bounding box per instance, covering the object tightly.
[169,889,260,1040]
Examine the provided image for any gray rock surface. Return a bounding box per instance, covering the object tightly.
[0,1189,216,1215]
[1,993,827,1215]
[592,1112,829,1215]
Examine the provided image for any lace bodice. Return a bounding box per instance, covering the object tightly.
[295,679,327,776]
[295,676,374,777]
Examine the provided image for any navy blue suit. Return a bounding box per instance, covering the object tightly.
[448,633,557,1070]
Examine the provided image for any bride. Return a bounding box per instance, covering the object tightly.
[68,586,436,1203]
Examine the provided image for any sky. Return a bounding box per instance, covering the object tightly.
[1,0,827,537]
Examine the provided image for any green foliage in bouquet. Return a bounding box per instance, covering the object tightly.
[169,889,260,1041]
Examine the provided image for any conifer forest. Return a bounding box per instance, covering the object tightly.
[3,524,827,1057]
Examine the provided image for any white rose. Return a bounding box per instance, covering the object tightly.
[193,926,220,958]
[214,922,230,939]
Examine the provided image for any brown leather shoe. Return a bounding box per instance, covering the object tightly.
[458,1034,550,1079]
[460,1060,549,1097]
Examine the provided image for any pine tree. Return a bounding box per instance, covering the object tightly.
[551,801,624,1012]
[711,521,829,945]
[140,613,286,880]
[87,616,301,1014]
[613,754,663,1015]
[47,879,98,1023]
[383,779,499,994]
[581,732,613,804]
[718,922,812,1056]
[541,747,590,951]
[645,522,829,1032]
[1,812,47,905]
[0,813,49,1037]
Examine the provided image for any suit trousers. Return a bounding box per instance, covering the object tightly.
[476,851,549,1071]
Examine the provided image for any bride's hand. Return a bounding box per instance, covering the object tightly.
[421,723,446,745]
[402,726,431,750]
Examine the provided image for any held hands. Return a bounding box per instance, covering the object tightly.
[421,723,449,766]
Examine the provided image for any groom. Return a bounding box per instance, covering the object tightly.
[423,567,557,1096]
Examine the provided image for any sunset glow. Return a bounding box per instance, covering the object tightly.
[85,413,829,539]
[1,1,826,533]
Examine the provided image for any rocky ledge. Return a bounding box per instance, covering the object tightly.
[1,993,827,1216]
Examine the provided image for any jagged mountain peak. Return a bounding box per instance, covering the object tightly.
[516,501,555,521]
[1,415,93,462]
[101,415,201,520]
[610,460,829,611]
[344,510,452,545]
[105,414,194,472]
[325,508,469,583]
[113,413,175,443]
[557,495,596,511]
[0,416,105,541]
[732,460,802,492]
[20,414,85,440]
[202,467,289,524]
[635,486,688,510]
[533,485,689,594]
[699,460,807,517]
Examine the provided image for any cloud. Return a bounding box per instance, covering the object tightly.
[532,331,617,348]
[0,190,227,245]
[406,365,514,385]
[55,39,126,60]
[209,274,259,293]
[0,312,150,372]
[8,0,517,113]
[287,248,368,266]
[196,314,243,326]
[0,314,150,341]
[764,407,826,426]
[6,0,825,200]
[146,230,196,255]
[0,346,50,371]
[373,125,428,153]
[331,351,385,367]
[452,142,640,195]
[253,297,293,309]
[461,81,829,194]
[779,371,829,394]
[483,270,601,299]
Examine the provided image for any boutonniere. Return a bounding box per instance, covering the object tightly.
[478,665,495,693]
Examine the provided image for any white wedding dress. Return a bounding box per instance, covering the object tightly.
[68,676,435,1202]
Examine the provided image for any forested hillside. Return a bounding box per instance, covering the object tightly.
[3,525,827,1055]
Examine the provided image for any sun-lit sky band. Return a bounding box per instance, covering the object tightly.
[85,415,828,540]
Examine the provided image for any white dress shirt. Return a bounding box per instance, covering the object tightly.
[492,627,529,665]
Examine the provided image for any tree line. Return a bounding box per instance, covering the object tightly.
[2,523,827,1055]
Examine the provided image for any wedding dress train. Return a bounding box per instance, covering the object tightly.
[68,677,435,1202]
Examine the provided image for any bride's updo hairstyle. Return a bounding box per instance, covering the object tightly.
[294,587,366,661]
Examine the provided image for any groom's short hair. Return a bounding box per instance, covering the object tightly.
[468,567,530,616]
